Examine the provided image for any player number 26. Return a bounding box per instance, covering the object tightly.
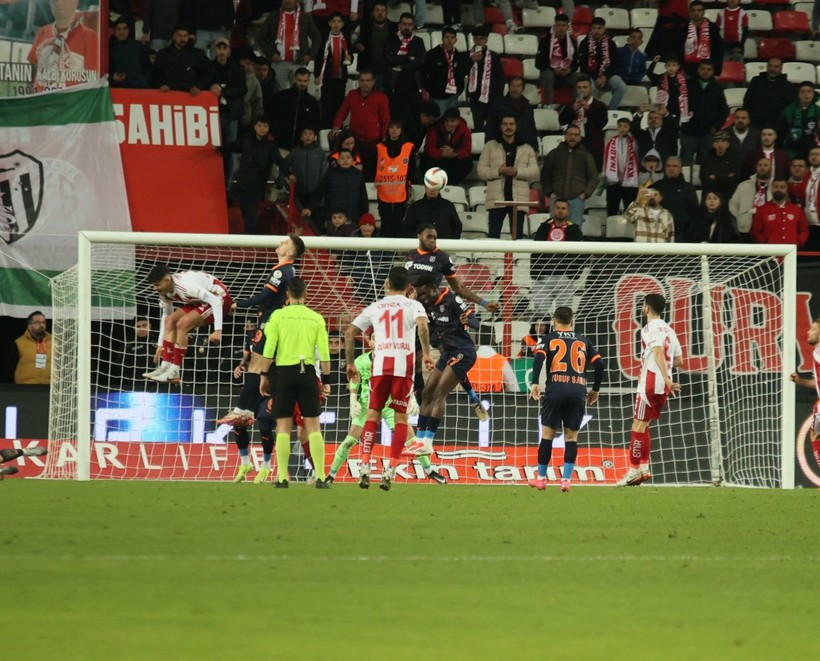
[549,340,586,373]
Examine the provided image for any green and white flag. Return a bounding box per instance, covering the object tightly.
[0,80,131,316]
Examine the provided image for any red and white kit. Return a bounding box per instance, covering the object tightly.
[351,294,426,412]
[634,317,682,421]
[158,271,233,331]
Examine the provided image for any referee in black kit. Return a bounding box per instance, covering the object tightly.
[260,278,332,489]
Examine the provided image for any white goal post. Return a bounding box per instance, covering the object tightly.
[47,232,797,488]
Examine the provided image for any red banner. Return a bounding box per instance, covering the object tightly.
[111,89,228,234]
[0,440,628,485]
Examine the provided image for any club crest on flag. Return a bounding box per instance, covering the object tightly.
[0,150,44,245]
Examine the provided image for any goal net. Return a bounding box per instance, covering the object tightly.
[46,233,796,488]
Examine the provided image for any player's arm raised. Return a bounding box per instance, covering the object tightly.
[449,276,500,314]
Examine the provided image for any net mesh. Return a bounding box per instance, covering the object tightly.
[46,238,787,487]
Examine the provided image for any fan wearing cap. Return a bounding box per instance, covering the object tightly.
[700,130,741,199]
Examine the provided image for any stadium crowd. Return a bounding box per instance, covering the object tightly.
[104,0,820,248]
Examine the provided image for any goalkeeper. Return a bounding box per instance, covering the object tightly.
[327,335,447,484]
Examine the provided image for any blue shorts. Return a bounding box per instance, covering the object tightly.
[435,347,477,381]
[540,393,585,431]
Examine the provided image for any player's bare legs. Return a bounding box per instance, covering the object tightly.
[148,310,215,383]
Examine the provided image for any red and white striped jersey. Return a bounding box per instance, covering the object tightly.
[638,318,682,395]
[813,346,820,398]
[352,294,427,377]
[716,7,747,44]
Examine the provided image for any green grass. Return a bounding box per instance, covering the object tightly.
[4,482,818,660]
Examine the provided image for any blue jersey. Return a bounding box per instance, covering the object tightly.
[532,330,603,398]
[404,248,457,286]
[236,261,296,325]
[425,288,479,350]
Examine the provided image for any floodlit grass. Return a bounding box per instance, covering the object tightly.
[3,482,818,660]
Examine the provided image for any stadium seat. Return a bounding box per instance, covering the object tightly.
[457,106,474,130]
[521,7,555,29]
[440,185,468,209]
[522,83,542,106]
[366,182,378,200]
[796,41,820,63]
[431,30,468,51]
[594,7,630,32]
[783,62,817,84]
[773,11,811,34]
[605,215,635,240]
[488,32,505,53]
[704,9,719,23]
[319,129,331,152]
[758,38,796,61]
[471,132,485,155]
[387,2,411,23]
[795,2,815,20]
[582,210,606,238]
[747,10,774,33]
[468,185,486,209]
[533,108,560,132]
[491,22,509,36]
[613,35,628,48]
[630,8,657,29]
[540,134,563,157]
[585,187,607,210]
[604,109,632,131]
[572,5,593,36]
[743,38,758,61]
[718,60,746,85]
[504,34,539,57]
[522,58,539,80]
[484,6,508,25]
[425,3,444,25]
[619,85,649,109]
[501,57,524,79]
[689,164,701,188]
[456,262,493,291]
[724,87,747,109]
[416,31,432,51]
[461,211,489,237]
[745,61,768,83]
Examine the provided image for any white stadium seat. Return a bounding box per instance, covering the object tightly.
[440,185,468,208]
[503,34,539,57]
[783,62,817,85]
[468,185,487,209]
[425,3,444,25]
[630,8,657,29]
[461,211,489,237]
[540,134,563,157]
[620,85,649,109]
[747,10,774,32]
[533,108,560,132]
[594,7,630,31]
[724,87,747,109]
[606,215,635,239]
[471,132,485,155]
[522,58,539,81]
[745,62,767,83]
[796,41,820,63]
[522,7,555,28]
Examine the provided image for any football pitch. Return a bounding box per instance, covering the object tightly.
[4,481,817,660]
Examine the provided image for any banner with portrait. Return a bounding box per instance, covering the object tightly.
[0,0,105,98]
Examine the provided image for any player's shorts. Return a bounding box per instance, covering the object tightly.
[352,401,396,429]
[435,346,477,381]
[634,392,669,422]
[181,282,234,325]
[294,377,325,426]
[273,365,321,419]
[540,393,585,431]
[369,374,414,413]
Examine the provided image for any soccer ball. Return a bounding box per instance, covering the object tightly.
[424,167,448,191]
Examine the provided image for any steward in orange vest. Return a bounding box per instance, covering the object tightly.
[374,122,414,238]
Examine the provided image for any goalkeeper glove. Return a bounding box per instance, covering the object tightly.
[350,394,362,418]
[407,392,419,416]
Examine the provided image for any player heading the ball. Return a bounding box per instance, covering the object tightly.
[143,265,234,384]
[345,266,434,491]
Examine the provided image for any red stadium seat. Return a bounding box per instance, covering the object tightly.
[501,56,524,79]
[717,60,746,85]
[758,37,796,61]
[455,263,494,293]
[485,7,507,25]
[491,22,509,36]
[774,11,811,34]
[572,6,593,26]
